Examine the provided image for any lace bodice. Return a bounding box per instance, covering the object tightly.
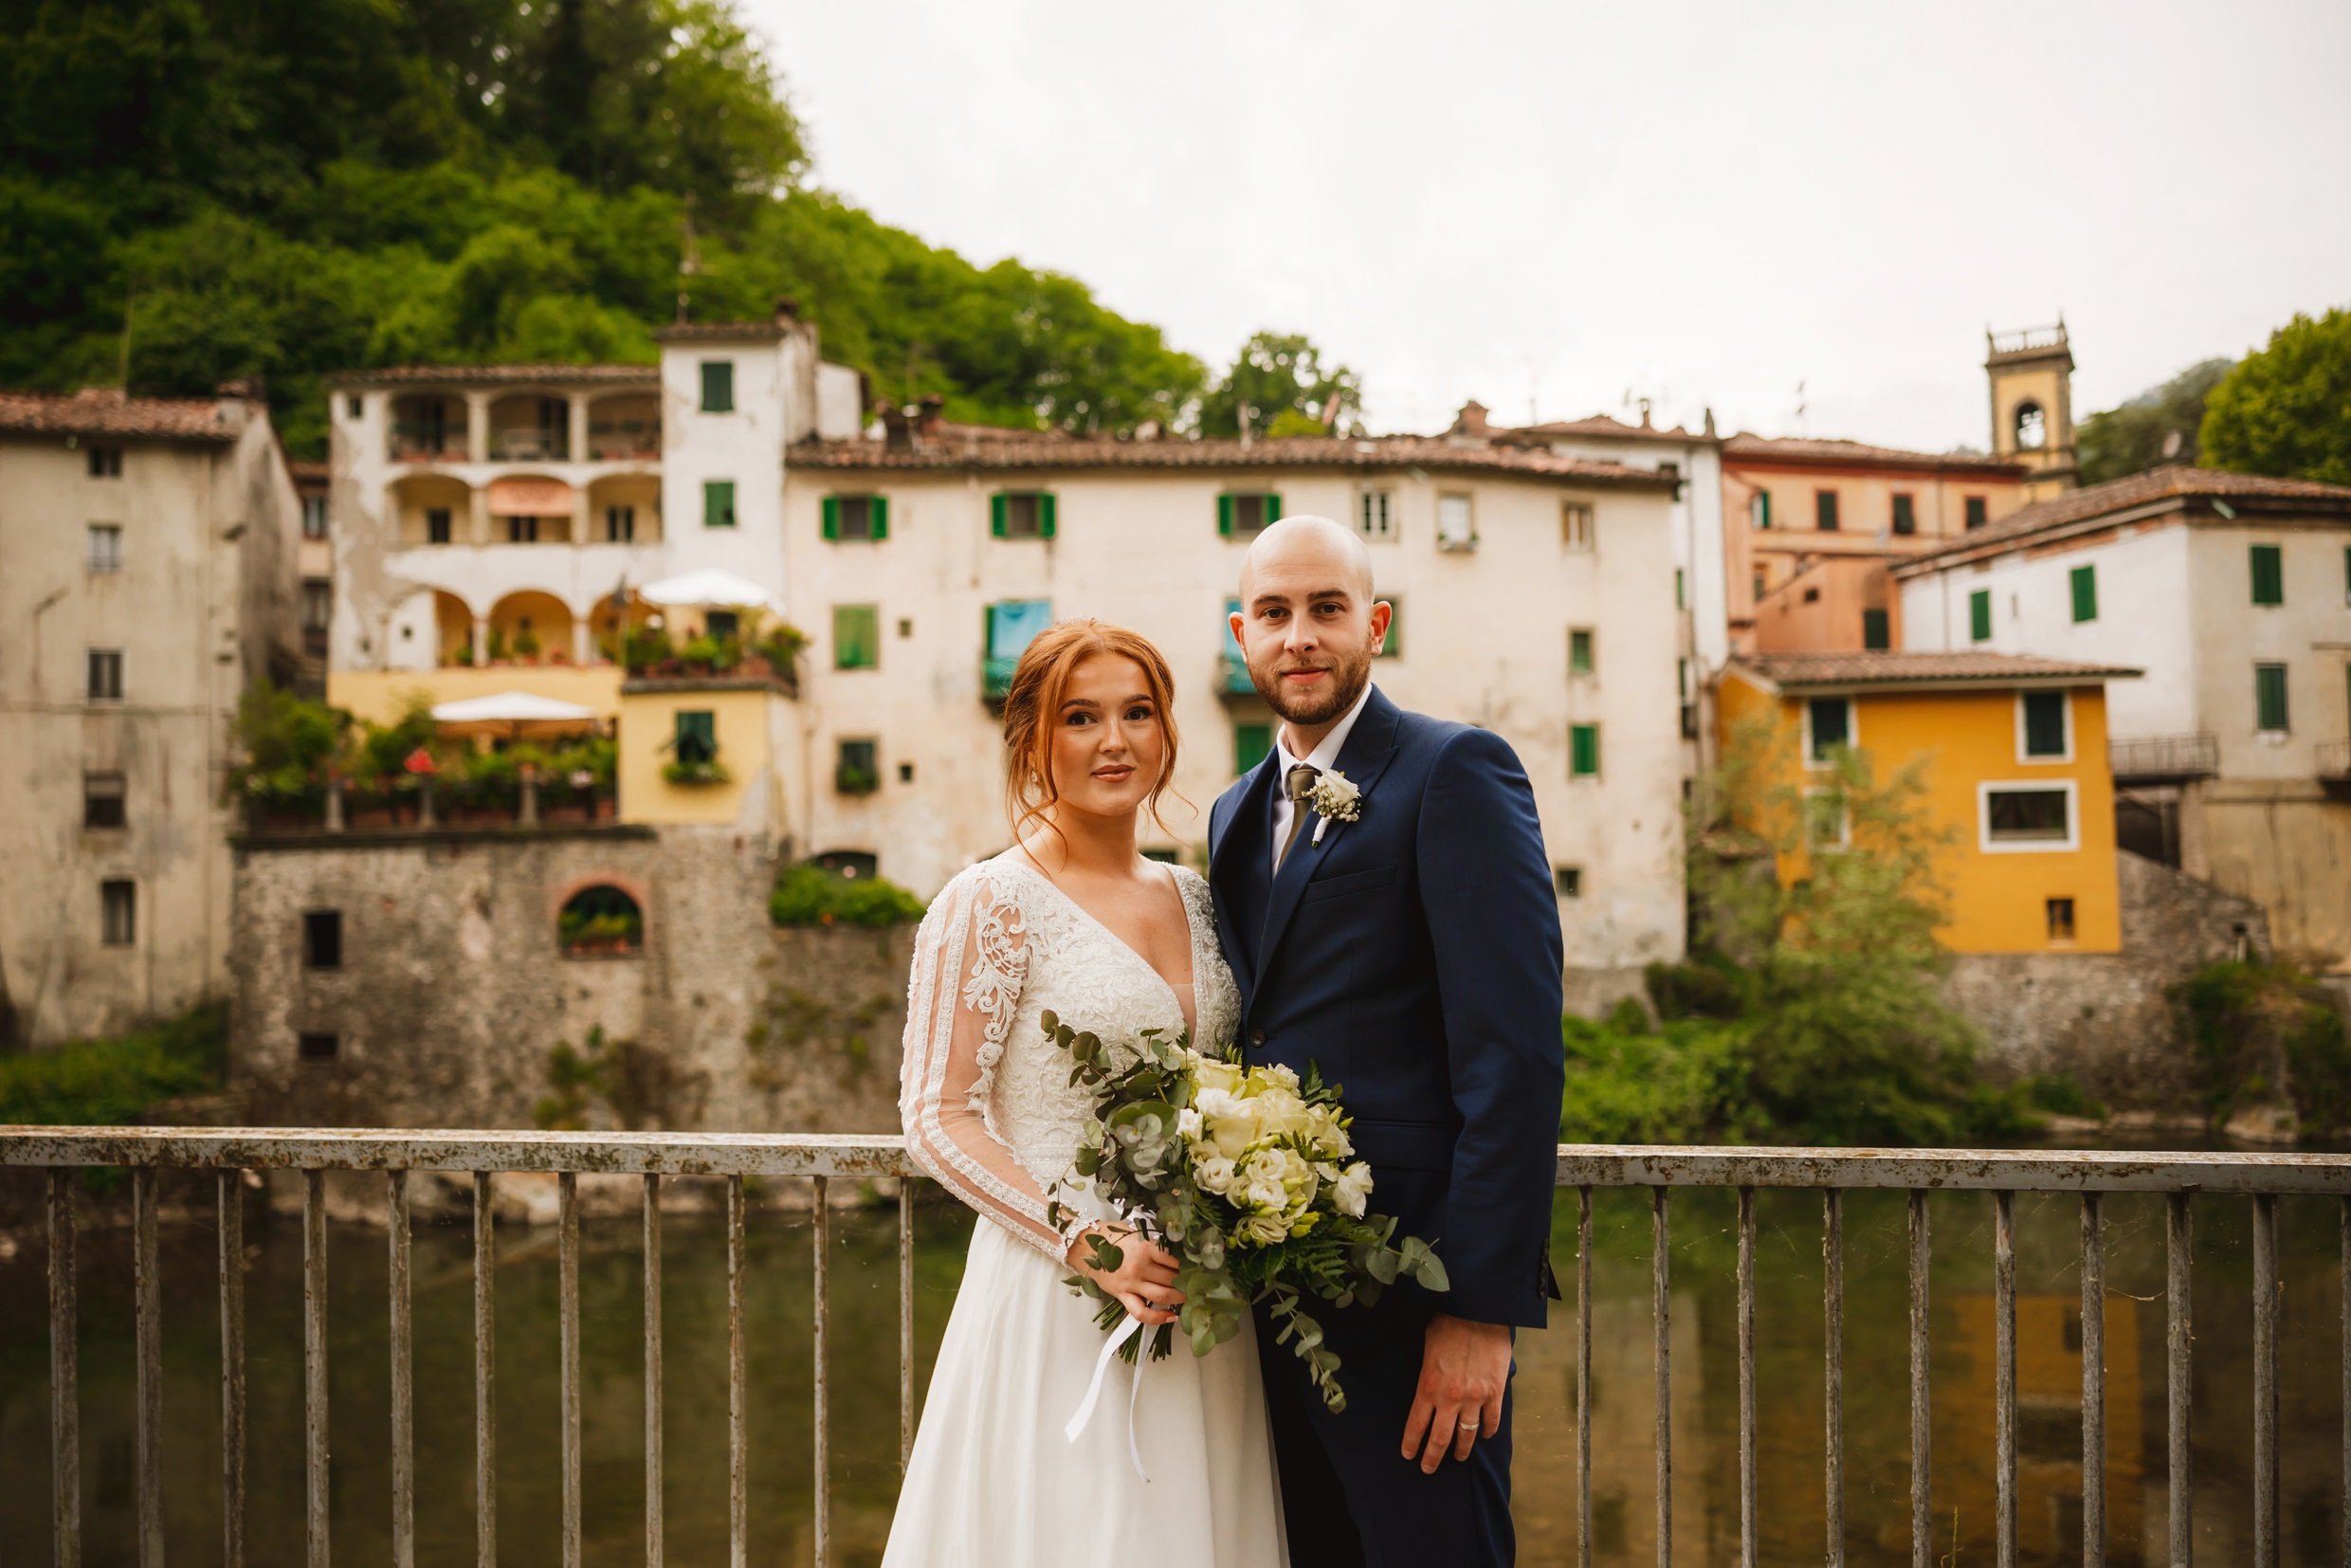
[900,855,1241,1261]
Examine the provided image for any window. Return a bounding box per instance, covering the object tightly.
[83,773,125,830]
[1358,489,1394,540]
[87,524,120,573]
[1814,490,1839,532]
[559,884,643,957]
[832,604,880,670]
[303,910,343,970]
[1752,572,1766,602]
[1805,790,1850,849]
[1674,569,1686,609]
[673,710,717,765]
[703,481,736,529]
[346,394,363,420]
[426,506,452,545]
[1216,492,1282,537]
[100,880,135,946]
[2255,663,2288,733]
[811,850,879,880]
[2020,691,2070,759]
[704,610,738,641]
[1970,588,1993,643]
[1982,784,2075,848]
[897,617,914,639]
[2069,564,2097,623]
[1806,697,1851,763]
[898,762,915,784]
[1377,596,1399,658]
[605,505,635,542]
[700,360,735,413]
[87,649,122,702]
[984,599,1053,696]
[2250,544,2284,607]
[1568,628,1595,676]
[1234,721,1272,776]
[1891,494,1916,537]
[301,494,328,538]
[1437,492,1475,551]
[2014,402,2046,450]
[1570,723,1600,778]
[1751,491,1772,530]
[2046,898,2076,942]
[823,494,888,541]
[301,579,331,634]
[87,447,122,478]
[995,491,1058,538]
[1863,609,1890,650]
[835,738,879,795]
[1965,496,1988,531]
[299,1032,339,1062]
[1562,501,1595,550]
[1803,587,1820,604]
[1554,866,1583,899]
[506,516,539,544]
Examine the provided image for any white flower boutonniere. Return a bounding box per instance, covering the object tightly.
[1308,769,1362,847]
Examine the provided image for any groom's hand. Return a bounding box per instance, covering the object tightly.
[1402,1314,1511,1473]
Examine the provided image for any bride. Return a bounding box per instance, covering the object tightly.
[884,620,1285,1566]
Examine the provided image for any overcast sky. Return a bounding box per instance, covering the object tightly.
[755,0,2350,450]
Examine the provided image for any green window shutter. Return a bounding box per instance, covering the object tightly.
[821,496,839,540]
[1966,496,1988,530]
[1569,629,1594,674]
[1970,589,1992,643]
[1217,494,1234,538]
[2255,663,2288,731]
[833,605,879,670]
[1863,609,1889,650]
[1571,724,1600,777]
[1234,721,1271,776]
[1039,493,1057,538]
[704,481,736,529]
[871,497,889,541]
[991,493,1008,538]
[1892,494,1916,536]
[2070,564,2097,623]
[1758,491,1771,528]
[1266,493,1283,524]
[2250,544,2283,606]
[2344,545,2351,605]
[700,361,733,413]
[674,710,717,762]
[2023,692,2068,757]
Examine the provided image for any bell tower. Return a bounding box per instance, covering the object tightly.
[1986,319,2079,500]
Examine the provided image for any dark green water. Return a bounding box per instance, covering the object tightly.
[1,1178,2342,1565]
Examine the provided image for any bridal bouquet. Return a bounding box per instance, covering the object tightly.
[1042,1011,1449,1413]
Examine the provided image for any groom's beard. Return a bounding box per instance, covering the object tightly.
[1250,643,1375,729]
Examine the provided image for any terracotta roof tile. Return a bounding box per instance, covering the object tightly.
[0,387,242,443]
[797,433,1676,488]
[1511,414,1706,444]
[1722,432,2025,477]
[1897,465,2351,571]
[320,364,659,387]
[649,321,791,342]
[1732,650,2142,689]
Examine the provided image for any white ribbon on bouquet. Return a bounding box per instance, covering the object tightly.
[1064,1313,1152,1481]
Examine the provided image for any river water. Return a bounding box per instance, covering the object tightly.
[0,1176,2342,1565]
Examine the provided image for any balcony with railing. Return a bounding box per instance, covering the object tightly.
[2109,732,2219,783]
[4,1129,2344,1564]
[389,393,466,462]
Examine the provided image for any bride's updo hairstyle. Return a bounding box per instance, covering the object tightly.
[1002,618,1185,845]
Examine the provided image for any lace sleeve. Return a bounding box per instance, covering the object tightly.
[900,870,1069,1262]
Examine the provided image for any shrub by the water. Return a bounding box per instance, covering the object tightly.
[770,863,926,928]
[2176,960,2351,1133]
[0,1005,227,1125]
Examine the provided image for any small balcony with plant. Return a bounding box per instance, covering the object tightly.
[660,710,730,786]
[487,393,571,462]
[611,611,805,697]
[389,393,466,462]
[587,392,662,461]
[833,738,880,796]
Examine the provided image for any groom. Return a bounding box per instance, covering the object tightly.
[1209,516,1564,1567]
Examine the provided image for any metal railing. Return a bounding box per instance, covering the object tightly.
[4,1130,2346,1568]
[2109,732,2220,781]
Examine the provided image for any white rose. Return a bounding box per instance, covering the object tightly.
[1239,1211,1290,1247]
[1176,1106,1203,1140]
[1194,1155,1237,1195]
[1332,1161,1373,1219]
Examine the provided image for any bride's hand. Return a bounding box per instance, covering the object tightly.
[1067,1224,1185,1326]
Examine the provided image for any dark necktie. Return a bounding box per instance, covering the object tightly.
[1276,763,1321,873]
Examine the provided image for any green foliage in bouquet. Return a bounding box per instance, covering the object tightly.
[1040,1011,1448,1413]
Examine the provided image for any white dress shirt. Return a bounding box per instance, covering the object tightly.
[1269,683,1376,875]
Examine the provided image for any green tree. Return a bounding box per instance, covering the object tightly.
[2077,356,2233,484]
[1198,332,1360,440]
[2201,307,2351,485]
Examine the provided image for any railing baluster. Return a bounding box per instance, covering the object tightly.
[1908,1187,1930,1568]
[390,1170,416,1568]
[1653,1185,1670,1568]
[48,1170,81,1568]
[218,1171,246,1568]
[134,1166,163,1568]
[1994,1190,2016,1568]
[1824,1189,1844,1568]
[2081,1192,2105,1567]
[2166,1190,2193,1568]
[560,1170,582,1568]
[1577,1184,1593,1568]
[645,1173,664,1568]
[1737,1186,1756,1568]
[727,1175,747,1568]
[899,1179,915,1473]
[2251,1192,2278,1568]
[302,1167,329,1568]
[814,1174,832,1568]
[473,1172,498,1568]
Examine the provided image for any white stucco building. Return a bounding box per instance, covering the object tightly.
[0,386,303,1044]
[1894,465,2351,968]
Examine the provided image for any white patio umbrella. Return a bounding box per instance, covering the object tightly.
[430,690,599,742]
[636,568,782,615]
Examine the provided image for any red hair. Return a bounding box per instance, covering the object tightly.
[1001,619,1184,845]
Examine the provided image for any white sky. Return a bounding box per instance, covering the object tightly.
[754,0,2351,449]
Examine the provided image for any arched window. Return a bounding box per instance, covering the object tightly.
[559,884,643,957]
[2014,401,2047,451]
[811,849,880,881]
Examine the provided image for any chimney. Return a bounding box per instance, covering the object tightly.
[216,378,258,399]
[773,297,800,326]
[1453,400,1490,439]
[1703,407,1718,440]
[916,393,945,439]
[880,402,913,454]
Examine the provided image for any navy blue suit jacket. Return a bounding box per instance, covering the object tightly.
[1207,687,1564,1329]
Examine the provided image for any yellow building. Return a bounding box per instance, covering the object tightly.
[1717,651,2139,955]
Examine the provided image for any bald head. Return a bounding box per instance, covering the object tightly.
[1238,514,1375,603]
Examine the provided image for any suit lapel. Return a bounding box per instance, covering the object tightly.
[1210,752,1279,994]
[1255,687,1403,979]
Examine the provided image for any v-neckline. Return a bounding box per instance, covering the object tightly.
[1002,856,1201,1041]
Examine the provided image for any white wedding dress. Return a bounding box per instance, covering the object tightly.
[884,854,1286,1567]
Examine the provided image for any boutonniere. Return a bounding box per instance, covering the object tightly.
[1308,769,1362,847]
